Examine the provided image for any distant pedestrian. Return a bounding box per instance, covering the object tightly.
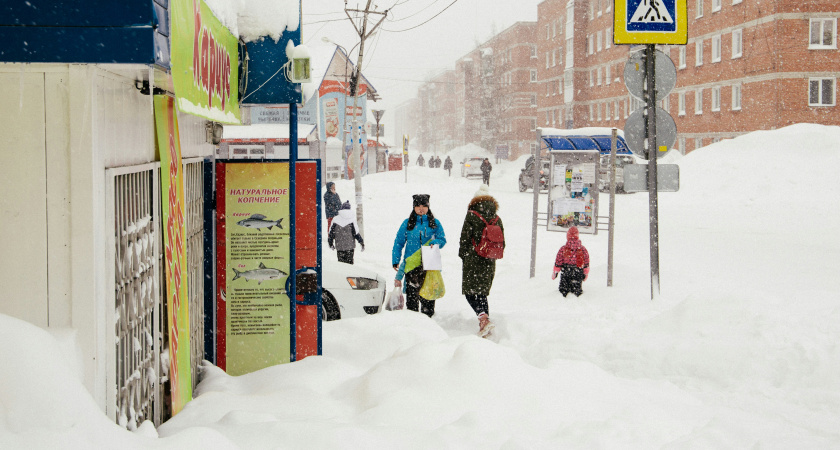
[444,156,453,176]
[417,154,425,166]
[459,184,505,338]
[480,158,492,185]
[323,182,341,229]
[328,201,364,264]
[552,226,590,297]
[392,194,447,318]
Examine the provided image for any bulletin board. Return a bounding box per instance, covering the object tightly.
[546,150,601,234]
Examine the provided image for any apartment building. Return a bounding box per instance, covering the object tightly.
[405,22,539,160]
[539,0,840,154]
[403,0,838,157]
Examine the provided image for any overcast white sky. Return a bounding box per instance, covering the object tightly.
[302,0,544,142]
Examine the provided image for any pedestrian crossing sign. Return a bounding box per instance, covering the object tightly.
[614,0,687,44]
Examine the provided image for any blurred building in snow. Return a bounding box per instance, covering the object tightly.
[402,0,840,156]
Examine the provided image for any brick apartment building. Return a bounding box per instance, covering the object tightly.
[399,0,839,157]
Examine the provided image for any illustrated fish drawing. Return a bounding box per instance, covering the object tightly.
[231,263,287,284]
[236,214,283,231]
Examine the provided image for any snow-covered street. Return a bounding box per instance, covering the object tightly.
[2,124,840,449]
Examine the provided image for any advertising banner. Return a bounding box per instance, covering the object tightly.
[153,95,193,414]
[216,162,292,375]
[171,0,240,123]
[547,152,600,235]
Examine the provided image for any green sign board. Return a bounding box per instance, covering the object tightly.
[171,0,241,123]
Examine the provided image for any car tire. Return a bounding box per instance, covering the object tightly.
[518,176,527,192]
[322,290,341,321]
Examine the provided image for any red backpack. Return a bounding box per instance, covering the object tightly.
[470,210,505,259]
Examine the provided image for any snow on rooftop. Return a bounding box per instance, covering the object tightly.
[203,0,300,43]
[539,126,625,138]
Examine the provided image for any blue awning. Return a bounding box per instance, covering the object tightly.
[542,135,631,155]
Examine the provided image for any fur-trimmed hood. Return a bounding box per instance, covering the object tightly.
[468,195,499,218]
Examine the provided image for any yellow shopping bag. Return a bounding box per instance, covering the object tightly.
[419,270,445,300]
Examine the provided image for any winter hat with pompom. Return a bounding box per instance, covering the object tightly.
[567,226,579,240]
[473,184,490,199]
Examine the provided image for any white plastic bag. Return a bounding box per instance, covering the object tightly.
[421,244,442,271]
[383,287,404,311]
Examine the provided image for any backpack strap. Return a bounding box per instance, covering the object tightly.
[469,209,498,225]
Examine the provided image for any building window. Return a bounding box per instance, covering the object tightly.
[597,0,602,16]
[597,67,602,85]
[531,70,537,82]
[546,25,550,40]
[809,18,836,49]
[679,137,686,154]
[588,35,594,55]
[597,103,602,121]
[531,94,537,106]
[662,94,670,111]
[546,52,550,69]
[557,47,563,66]
[606,27,612,48]
[732,29,743,58]
[732,84,742,110]
[546,110,550,124]
[531,45,537,58]
[558,79,563,95]
[679,92,686,115]
[531,119,537,131]
[712,0,721,12]
[589,1,595,19]
[809,78,836,106]
[712,35,721,62]
[732,0,741,5]
[553,22,557,38]
[712,86,721,111]
[696,39,704,66]
[695,89,703,114]
[624,98,629,118]
[606,1,611,12]
[696,0,704,18]
[606,65,611,85]
[679,47,686,68]
[590,70,595,87]
[695,138,703,149]
[589,104,594,120]
[551,109,556,125]
[552,49,556,67]
[615,101,620,120]
[597,31,602,52]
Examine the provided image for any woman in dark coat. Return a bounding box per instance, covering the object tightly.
[323,182,342,229]
[458,184,505,337]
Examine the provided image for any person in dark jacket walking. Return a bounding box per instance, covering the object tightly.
[323,182,342,229]
[459,184,505,338]
[480,158,492,185]
[417,154,425,166]
[328,201,364,264]
[444,156,453,176]
[553,226,590,297]
[392,194,447,318]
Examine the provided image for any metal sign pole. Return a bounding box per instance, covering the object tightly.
[645,44,661,299]
[529,129,543,278]
[608,128,617,287]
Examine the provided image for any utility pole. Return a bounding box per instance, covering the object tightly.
[345,0,388,239]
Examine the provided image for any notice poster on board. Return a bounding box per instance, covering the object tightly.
[218,162,292,375]
[547,153,599,234]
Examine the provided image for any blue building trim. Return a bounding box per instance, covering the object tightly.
[0,0,169,67]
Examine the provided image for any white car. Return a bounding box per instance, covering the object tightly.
[460,157,485,178]
[321,259,387,320]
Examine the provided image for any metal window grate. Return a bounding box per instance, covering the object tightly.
[113,168,161,430]
[184,161,205,390]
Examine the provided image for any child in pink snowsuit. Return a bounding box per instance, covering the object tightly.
[552,226,590,297]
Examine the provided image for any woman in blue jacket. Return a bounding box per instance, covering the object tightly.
[392,194,446,317]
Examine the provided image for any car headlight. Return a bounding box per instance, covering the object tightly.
[346,277,379,290]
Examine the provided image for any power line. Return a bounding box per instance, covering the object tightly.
[382,0,461,33]
[386,0,445,23]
